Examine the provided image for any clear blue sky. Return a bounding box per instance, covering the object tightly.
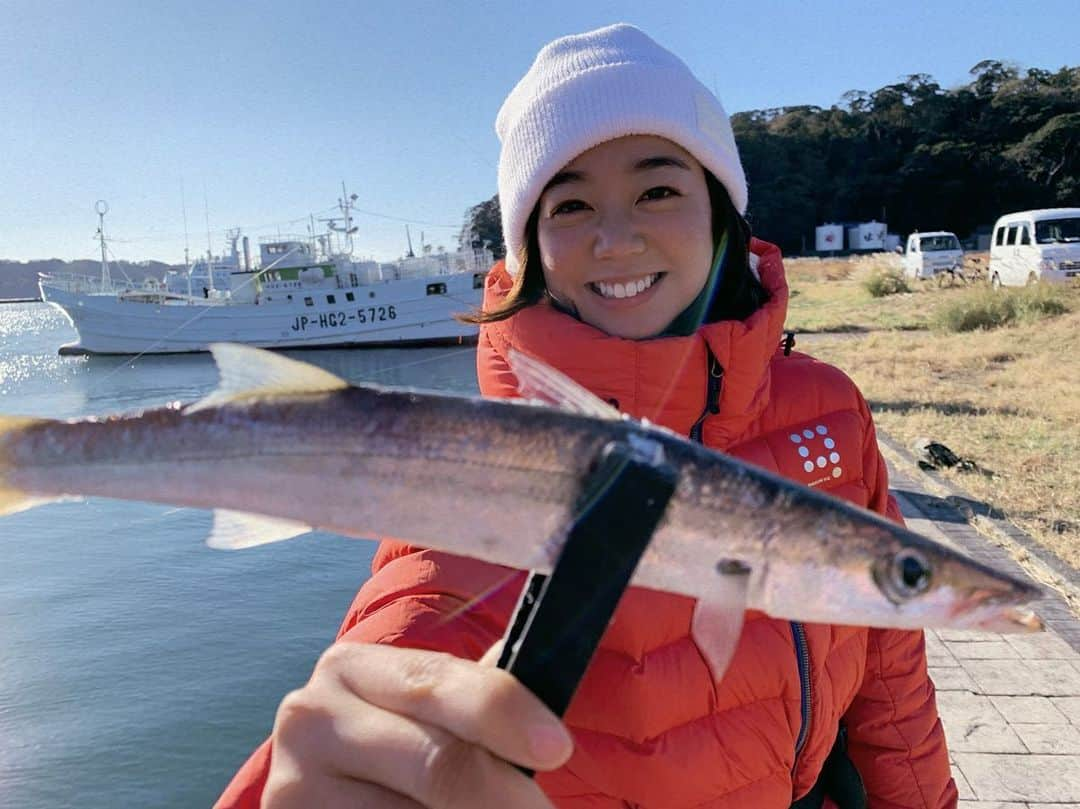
[2,0,1076,264]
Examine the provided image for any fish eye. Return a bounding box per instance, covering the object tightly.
[890,549,932,598]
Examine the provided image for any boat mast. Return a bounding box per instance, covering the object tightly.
[94,200,111,289]
[203,189,215,295]
[181,181,192,297]
[325,181,359,257]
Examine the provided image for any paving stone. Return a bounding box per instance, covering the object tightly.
[1004,632,1080,660]
[990,696,1070,725]
[928,633,960,666]
[953,764,976,799]
[954,753,1080,802]
[947,641,1022,659]
[963,659,1080,696]
[939,629,1006,643]
[932,666,979,691]
[883,448,1080,807]
[1052,698,1080,725]
[1012,723,1080,754]
[937,692,1026,753]
[926,631,950,654]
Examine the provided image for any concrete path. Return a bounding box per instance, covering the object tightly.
[881,438,1080,808]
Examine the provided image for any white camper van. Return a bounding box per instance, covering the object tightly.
[903,231,963,280]
[988,208,1080,287]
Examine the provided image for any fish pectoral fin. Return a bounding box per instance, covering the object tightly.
[691,588,748,684]
[187,344,350,413]
[207,509,312,549]
[506,349,621,420]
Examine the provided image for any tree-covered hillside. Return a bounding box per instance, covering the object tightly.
[461,61,1079,257]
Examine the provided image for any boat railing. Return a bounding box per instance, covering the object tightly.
[38,272,135,295]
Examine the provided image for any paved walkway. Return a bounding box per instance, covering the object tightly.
[881,438,1080,808]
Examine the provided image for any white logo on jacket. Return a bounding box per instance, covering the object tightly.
[788,424,842,487]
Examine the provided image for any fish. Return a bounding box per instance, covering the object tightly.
[0,344,1042,676]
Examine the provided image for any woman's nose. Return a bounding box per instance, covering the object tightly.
[593,211,646,259]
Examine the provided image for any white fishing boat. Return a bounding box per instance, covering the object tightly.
[39,192,493,355]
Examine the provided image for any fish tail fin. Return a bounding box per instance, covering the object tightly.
[0,415,52,516]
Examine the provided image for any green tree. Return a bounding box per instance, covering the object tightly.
[459,194,504,258]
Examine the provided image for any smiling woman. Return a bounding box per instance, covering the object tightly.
[218,23,958,809]
[534,136,715,339]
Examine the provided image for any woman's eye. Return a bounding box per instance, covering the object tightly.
[640,186,679,202]
[550,199,589,216]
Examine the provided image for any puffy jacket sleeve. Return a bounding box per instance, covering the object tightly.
[842,399,957,809]
[213,541,523,809]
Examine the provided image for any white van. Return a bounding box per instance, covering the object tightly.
[903,231,963,279]
[988,208,1080,287]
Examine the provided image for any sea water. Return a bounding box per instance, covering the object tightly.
[0,302,480,808]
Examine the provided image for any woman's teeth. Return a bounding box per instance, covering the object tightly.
[593,273,660,300]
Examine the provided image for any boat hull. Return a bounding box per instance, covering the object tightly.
[41,272,483,355]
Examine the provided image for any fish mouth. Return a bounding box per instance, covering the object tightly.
[870,546,1044,632]
[588,272,664,300]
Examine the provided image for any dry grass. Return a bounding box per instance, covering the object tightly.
[785,254,938,332]
[787,259,1080,568]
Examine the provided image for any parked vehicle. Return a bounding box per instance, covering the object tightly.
[988,208,1080,287]
[902,231,963,280]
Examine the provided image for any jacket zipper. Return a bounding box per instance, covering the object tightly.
[688,351,724,443]
[790,621,812,770]
[686,349,813,778]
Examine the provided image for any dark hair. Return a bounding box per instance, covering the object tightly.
[703,172,769,323]
[459,171,768,327]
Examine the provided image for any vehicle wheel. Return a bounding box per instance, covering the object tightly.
[991,273,1002,290]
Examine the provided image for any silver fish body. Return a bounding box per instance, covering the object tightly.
[0,351,1042,635]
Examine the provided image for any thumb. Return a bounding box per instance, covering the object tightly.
[479,639,506,667]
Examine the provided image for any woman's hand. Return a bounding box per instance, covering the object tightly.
[262,642,573,808]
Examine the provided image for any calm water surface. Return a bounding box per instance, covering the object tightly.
[0,302,480,808]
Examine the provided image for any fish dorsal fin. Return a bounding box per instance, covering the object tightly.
[507,349,621,420]
[187,343,350,413]
[207,509,312,549]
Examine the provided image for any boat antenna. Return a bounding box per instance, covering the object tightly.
[181,180,192,297]
[324,181,359,257]
[405,224,415,258]
[95,200,111,289]
[203,186,215,295]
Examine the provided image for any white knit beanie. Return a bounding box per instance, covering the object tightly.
[496,23,748,276]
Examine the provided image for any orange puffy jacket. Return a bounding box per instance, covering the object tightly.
[216,240,956,809]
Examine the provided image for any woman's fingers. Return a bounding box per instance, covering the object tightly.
[264,641,571,808]
[326,643,573,772]
[264,773,427,809]
[272,687,556,809]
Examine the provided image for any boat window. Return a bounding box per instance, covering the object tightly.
[426,282,447,295]
[369,291,376,298]
[304,296,314,306]
[473,273,485,289]
[287,294,293,301]
[327,294,336,304]
[346,292,355,302]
